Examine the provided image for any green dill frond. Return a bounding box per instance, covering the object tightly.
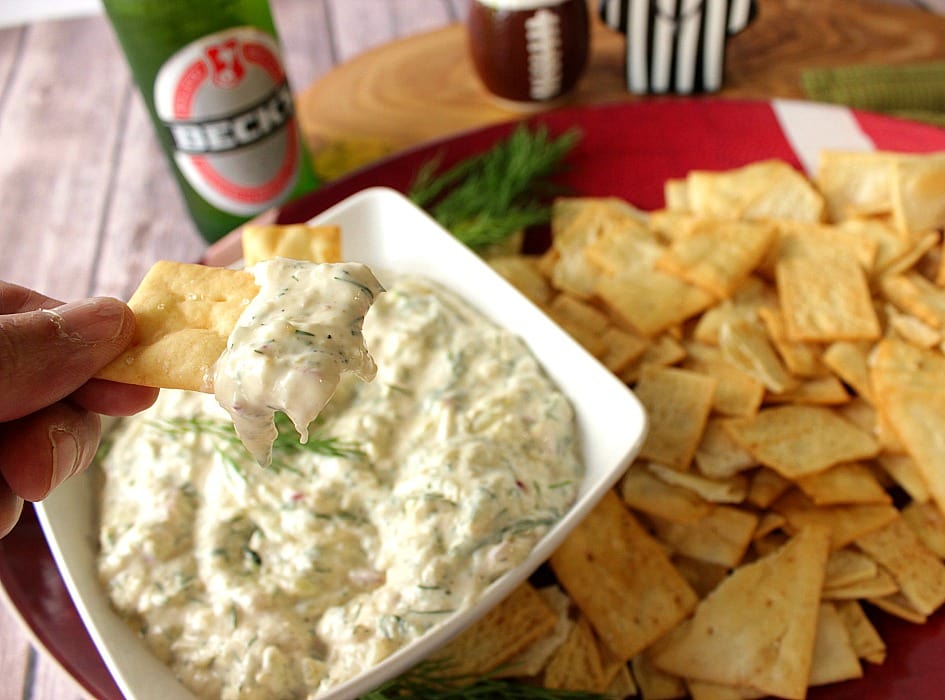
[271,412,365,461]
[148,412,363,479]
[360,660,608,699]
[409,124,580,251]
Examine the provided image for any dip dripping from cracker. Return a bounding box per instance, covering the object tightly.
[96,224,384,466]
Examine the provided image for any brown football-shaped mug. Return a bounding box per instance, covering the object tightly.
[467,0,590,107]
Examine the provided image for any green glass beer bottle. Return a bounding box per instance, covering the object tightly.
[102,0,320,243]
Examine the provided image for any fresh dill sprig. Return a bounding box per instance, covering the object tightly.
[409,124,580,251]
[144,416,248,476]
[270,412,366,461]
[148,412,364,479]
[360,660,607,699]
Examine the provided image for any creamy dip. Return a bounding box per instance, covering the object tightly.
[213,258,384,466]
[98,276,582,700]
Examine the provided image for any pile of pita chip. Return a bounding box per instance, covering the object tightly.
[474,150,945,698]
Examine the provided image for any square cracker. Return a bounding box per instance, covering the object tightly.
[855,516,945,617]
[902,500,945,559]
[823,548,879,590]
[770,489,898,550]
[542,615,612,693]
[596,266,715,337]
[880,272,945,330]
[794,462,891,506]
[890,152,945,238]
[550,490,698,661]
[723,405,879,479]
[776,235,880,342]
[686,159,825,223]
[619,464,713,523]
[816,150,896,223]
[550,197,651,298]
[433,582,557,677]
[683,343,765,418]
[241,223,341,266]
[492,585,574,679]
[871,338,945,515]
[648,505,758,569]
[656,218,776,299]
[97,261,257,392]
[718,318,796,394]
[634,365,717,470]
[694,417,758,479]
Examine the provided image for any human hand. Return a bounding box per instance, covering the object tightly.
[0,281,159,537]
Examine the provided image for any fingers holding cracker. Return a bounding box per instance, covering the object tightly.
[96,223,344,393]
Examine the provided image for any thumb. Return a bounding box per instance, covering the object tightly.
[0,297,135,422]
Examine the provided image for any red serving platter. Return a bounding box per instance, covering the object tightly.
[3,99,945,700]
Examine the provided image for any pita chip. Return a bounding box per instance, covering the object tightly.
[650,526,830,700]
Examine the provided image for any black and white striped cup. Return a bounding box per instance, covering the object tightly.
[599,0,756,94]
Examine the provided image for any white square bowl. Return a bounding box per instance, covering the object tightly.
[36,187,647,700]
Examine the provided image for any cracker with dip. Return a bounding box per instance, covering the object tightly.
[97,223,342,393]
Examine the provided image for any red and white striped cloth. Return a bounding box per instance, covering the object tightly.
[205,99,945,265]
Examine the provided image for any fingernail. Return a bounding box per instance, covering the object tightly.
[48,297,125,342]
[49,428,81,488]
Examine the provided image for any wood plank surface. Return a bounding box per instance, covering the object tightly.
[92,92,205,301]
[0,25,23,93]
[721,0,945,97]
[0,17,128,300]
[272,0,336,93]
[30,655,87,700]
[0,595,31,699]
[298,0,945,150]
[391,0,460,33]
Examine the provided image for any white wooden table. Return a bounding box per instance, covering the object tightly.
[0,2,464,697]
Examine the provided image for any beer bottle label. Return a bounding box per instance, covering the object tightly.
[154,27,300,216]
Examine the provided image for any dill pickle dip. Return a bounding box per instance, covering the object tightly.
[214,258,384,466]
[97,275,583,699]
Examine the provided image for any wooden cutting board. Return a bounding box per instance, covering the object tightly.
[296,0,945,154]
